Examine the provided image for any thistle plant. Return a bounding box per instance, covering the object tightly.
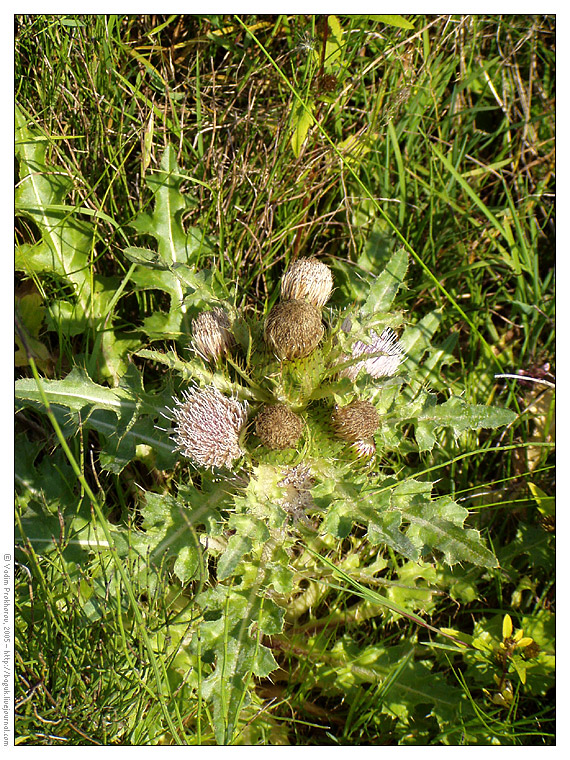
[168,251,516,578]
[14,128,524,743]
[16,224,519,743]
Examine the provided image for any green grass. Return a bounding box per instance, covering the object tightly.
[15,14,555,745]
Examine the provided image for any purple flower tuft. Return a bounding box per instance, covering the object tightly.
[171,385,248,469]
[341,327,404,381]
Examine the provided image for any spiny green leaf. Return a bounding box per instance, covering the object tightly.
[130,144,193,267]
[320,473,497,568]
[15,105,133,382]
[15,366,135,413]
[362,247,409,314]
[122,246,170,269]
[217,533,253,581]
[129,146,215,269]
[413,395,517,452]
[132,491,206,586]
[401,309,445,364]
[127,145,219,342]
[15,366,176,474]
[15,105,92,295]
[433,396,518,431]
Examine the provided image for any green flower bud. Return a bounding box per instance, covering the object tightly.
[350,437,376,460]
[264,300,324,360]
[255,404,304,450]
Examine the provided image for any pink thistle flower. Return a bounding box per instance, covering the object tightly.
[340,327,404,381]
[170,385,248,469]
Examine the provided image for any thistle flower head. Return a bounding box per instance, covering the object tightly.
[332,399,380,442]
[264,300,324,360]
[255,404,304,450]
[277,464,315,523]
[171,385,248,469]
[281,258,334,307]
[350,437,376,460]
[191,307,234,363]
[340,327,404,381]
